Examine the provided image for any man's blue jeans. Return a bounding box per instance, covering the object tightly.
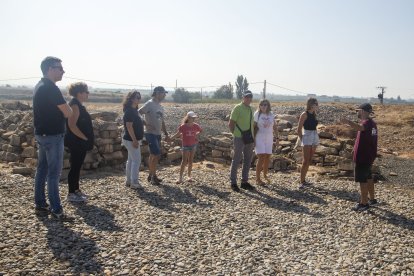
[34,134,64,213]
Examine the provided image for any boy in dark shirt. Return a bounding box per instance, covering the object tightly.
[341,103,378,211]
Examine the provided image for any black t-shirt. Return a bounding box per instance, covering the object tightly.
[65,98,94,150]
[33,78,66,135]
[123,106,144,141]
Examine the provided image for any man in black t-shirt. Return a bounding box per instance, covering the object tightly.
[33,56,72,220]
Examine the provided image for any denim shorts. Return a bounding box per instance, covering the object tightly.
[182,144,197,152]
[301,130,319,146]
[145,133,162,155]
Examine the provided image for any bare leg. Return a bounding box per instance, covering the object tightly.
[360,183,369,204]
[256,154,265,184]
[187,149,196,180]
[263,154,271,182]
[367,178,375,200]
[300,146,312,183]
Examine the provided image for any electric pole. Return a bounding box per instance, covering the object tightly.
[377,86,386,105]
[263,80,266,99]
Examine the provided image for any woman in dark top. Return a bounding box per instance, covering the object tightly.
[122,90,144,189]
[65,82,94,202]
[297,97,319,188]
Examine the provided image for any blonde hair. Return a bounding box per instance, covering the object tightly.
[257,99,271,114]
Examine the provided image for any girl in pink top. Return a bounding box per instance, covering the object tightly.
[171,111,203,184]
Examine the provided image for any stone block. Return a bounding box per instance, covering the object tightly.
[24,158,37,167]
[9,135,20,146]
[319,139,342,150]
[167,151,182,162]
[315,145,338,156]
[211,149,223,158]
[12,166,33,176]
[338,160,354,171]
[21,146,36,158]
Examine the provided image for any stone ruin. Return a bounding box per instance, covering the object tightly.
[0,102,376,179]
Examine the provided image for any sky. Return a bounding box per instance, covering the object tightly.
[1,0,413,99]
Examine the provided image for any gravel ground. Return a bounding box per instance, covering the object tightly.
[1,163,413,275]
[161,103,353,137]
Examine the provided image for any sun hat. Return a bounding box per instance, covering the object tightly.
[187,111,198,117]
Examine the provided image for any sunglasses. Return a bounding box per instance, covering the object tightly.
[260,103,268,106]
[51,65,64,71]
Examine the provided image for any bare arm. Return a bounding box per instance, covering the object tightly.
[228,120,236,133]
[297,112,307,139]
[68,105,87,140]
[126,122,139,148]
[57,103,73,118]
[340,118,365,131]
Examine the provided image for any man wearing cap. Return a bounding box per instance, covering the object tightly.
[341,103,378,211]
[139,86,170,185]
[228,90,255,192]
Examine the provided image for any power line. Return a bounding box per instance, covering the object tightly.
[266,82,308,95]
[0,77,38,82]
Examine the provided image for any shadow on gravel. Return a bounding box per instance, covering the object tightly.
[133,188,179,212]
[263,185,328,205]
[241,189,324,218]
[313,187,360,202]
[196,184,231,201]
[160,184,213,208]
[370,207,414,231]
[73,204,122,232]
[39,217,102,274]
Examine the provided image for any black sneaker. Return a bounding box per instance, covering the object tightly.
[148,175,163,183]
[352,203,369,212]
[231,183,240,192]
[240,182,255,191]
[368,199,378,206]
[150,176,161,186]
[35,204,50,215]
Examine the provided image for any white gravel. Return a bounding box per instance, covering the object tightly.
[0,163,413,275]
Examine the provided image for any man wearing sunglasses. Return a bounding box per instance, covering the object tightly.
[33,56,73,220]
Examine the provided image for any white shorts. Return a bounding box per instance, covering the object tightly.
[301,130,319,146]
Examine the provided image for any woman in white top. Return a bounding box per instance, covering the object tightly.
[254,99,278,185]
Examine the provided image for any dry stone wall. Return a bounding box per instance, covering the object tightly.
[0,102,369,179]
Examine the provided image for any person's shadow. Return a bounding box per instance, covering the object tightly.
[241,189,324,218]
[39,216,103,274]
[73,203,123,232]
[196,184,231,202]
[369,206,414,231]
[264,185,328,206]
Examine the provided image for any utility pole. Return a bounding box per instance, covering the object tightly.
[175,80,177,90]
[263,80,266,99]
[201,88,203,102]
[151,83,153,93]
[376,86,386,105]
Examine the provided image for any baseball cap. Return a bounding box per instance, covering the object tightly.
[187,111,198,118]
[152,86,168,96]
[242,90,253,98]
[356,103,374,113]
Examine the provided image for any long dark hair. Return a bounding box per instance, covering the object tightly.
[122,90,141,112]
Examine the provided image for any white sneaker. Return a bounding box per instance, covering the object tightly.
[75,190,89,200]
[67,193,85,202]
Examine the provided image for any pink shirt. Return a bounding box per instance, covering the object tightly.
[178,123,202,146]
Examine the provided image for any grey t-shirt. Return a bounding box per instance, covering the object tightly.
[138,99,164,135]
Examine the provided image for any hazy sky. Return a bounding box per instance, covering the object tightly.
[1,0,413,99]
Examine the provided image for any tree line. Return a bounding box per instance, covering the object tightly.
[171,75,249,103]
